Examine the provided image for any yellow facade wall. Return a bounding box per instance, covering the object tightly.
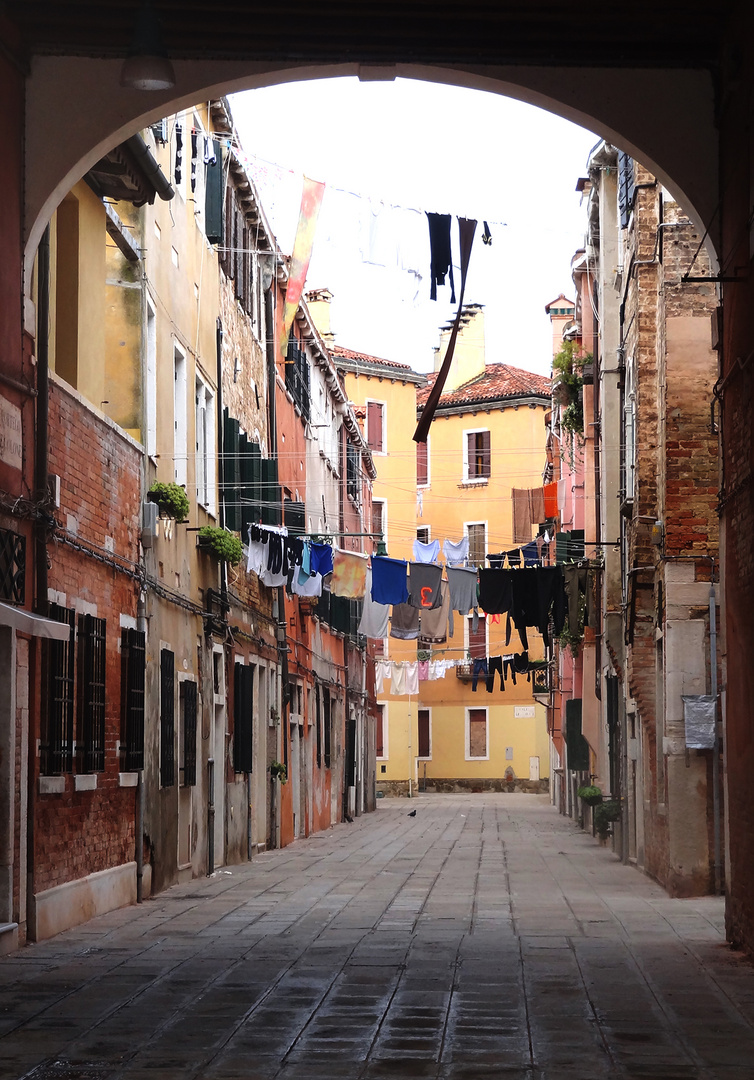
[342,334,551,793]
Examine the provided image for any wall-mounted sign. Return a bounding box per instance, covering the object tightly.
[0,395,22,471]
[514,706,536,718]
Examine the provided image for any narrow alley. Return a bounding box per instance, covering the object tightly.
[2,794,753,1080]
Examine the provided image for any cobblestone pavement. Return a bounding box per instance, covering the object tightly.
[2,794,754,1080]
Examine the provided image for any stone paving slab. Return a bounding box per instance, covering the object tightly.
[2,794,754,1079]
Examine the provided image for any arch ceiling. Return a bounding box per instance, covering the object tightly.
[6,1,727,258]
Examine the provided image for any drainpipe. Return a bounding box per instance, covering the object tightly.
[710,577,722,895]
[28,227,51,938]
[214,317,230,871]
[136,588,148,902]
[264,269,289,849]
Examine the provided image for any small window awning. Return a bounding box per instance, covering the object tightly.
[0,601,70,640]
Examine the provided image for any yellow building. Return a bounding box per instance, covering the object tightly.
[330,303,552,796]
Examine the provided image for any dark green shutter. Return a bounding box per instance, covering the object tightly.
[205,142,224,245]
[222,409,240,531]
[564,698,589,771]
[233,663,254,773]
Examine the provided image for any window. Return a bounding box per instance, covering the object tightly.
[78,614,106,773]
[376,703,386,758]
[189,114,207,233]
[41,604,76,775]
[174,344,187,487]
[160,648,175,787]
[416,526,430,545]
[180,680,198,786]
[468,614,487,659]
[467,708,488,760]
[373,499,386,545]
[234,662,254,773]
[316,685,322,768]
[0,528,25,604]
[417,708,431,759]
[195,374,216,512]
[285,334,311,422]
[417,438,429,487]
[121,627,146,771]
[467,523,487,568]
[366,400,385,453]
[465,429,491,481]
[346,442,360,504]
[323,689,332,768]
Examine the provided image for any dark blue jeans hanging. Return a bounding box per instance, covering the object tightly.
[471,657,488,691]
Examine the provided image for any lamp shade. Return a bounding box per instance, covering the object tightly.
[120,53,175,91]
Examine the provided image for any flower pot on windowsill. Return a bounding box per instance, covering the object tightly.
[147,481,190,522]
[197,526,243,566]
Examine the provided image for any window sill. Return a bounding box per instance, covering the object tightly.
[459,479,489,488]
[74,774,98,792]
[39,775,66,795]
[119,772,139,787]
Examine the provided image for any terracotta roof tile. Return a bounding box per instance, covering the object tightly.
[417,363,551,409]
[331,344,414,372]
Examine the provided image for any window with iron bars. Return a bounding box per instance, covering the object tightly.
[160,648,175,787]
[121,627,146,771]
[77,614,106,773]
[0,527,25,605]
[40,604,76,775]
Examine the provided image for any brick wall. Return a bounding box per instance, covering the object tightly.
[33,380,142,895]
[622,172,719,894]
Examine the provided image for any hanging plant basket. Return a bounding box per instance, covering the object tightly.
[594,799,621,838]
[197,526,243,566]
[270,761,287,783]
[577,784,603,807]
[147,481,190,522]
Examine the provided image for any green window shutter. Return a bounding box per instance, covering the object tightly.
[205,142,224,245]
[239,432,254,534]
[222,410,241,532]
[564,698,589,771]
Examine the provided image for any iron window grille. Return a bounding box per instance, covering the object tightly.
[121,627,146,771]
[41,603,76,775]
[233,663,254,773]
[180,680,198,786]
[160,648,175,787]
[77,614,106,773]
[0,527,25,605]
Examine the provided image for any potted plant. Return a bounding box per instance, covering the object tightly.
[147,481,190,521]
[197,526,243,565]
[594,799,621,838]
[577,784,603,807]
[552,341,592,440]
[269,761,287,783]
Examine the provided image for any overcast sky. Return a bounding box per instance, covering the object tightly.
[230,79,600,377]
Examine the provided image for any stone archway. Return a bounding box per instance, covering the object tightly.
[24,57,719,269]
